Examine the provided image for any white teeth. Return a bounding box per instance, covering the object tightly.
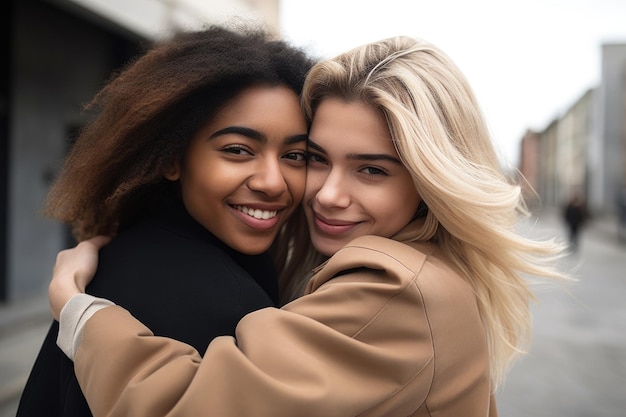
[235,205,278,220]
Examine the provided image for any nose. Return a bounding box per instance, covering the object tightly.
[314,169,350,208]
[247,157,288,197]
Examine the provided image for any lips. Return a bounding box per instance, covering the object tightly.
[234,205,278,220]
[312,212,359,235]
[231,204,284,231]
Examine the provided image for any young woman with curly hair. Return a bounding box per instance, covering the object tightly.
[17,24,315,417]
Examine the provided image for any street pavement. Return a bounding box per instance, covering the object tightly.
[0,210,624,417]
[0,294,50,417]
[497,211,626,417]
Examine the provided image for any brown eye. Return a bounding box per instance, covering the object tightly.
[361,166,388,176]
[221,145,253,156]
[307,153,327,165]
[283,151,306,161]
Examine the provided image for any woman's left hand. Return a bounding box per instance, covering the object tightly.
[48,236,112,320]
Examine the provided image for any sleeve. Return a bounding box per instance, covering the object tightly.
[74,250,434,417]
[57,293,115,359]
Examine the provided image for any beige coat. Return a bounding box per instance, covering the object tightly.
[75,235,497,416]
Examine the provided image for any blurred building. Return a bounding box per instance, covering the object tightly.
[2,0,280,302]
[518,43,626,217]
[518,129,541,208]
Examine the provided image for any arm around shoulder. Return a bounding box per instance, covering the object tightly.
[74,237,439,417]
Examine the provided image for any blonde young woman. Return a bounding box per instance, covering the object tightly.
[48,35,567,417]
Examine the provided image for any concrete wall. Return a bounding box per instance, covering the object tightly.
[4,0,281,302]
[8,0,140,299]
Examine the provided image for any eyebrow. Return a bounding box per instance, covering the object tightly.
[307,138,402,164]
[209,126,308,144]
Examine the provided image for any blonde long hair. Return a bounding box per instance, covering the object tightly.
[298,36,568,387]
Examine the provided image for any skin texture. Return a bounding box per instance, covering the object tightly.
[304,98,421,256]
[167,85,308,255]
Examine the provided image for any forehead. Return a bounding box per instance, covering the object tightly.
[213,84,305,127]
[309,98,394,153]
[188,84,307,150]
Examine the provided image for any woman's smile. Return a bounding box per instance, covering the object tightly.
[304,98,421,257]
[173,85,308,255]
[231,204,283,231]
[312,212,361,236]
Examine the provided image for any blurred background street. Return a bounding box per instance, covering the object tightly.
[0,210,624,417]
[497,211,626,417]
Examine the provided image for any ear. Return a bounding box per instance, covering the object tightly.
[164,160,181,181]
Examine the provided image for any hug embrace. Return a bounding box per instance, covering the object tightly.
[20,23,568,417]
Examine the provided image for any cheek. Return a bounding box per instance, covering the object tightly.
[283,167,307,203]
[400,195,421,224]
[378,184,420,227]
[304,170,325,203]
[178,156,231,206]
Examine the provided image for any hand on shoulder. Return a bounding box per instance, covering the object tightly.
[48,236,112,320]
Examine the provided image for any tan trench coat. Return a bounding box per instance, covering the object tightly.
[75,235,497,416]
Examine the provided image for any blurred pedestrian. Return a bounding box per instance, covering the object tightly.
[562,190,588,252]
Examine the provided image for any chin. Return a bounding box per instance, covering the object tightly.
[232,239,273,255]
[312,238,341,257]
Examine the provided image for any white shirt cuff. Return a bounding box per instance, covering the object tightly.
[57,293,115,360]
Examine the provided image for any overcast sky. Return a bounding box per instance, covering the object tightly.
[278,0,626,167]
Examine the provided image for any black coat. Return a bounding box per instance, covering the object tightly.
[17,202,278,417]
